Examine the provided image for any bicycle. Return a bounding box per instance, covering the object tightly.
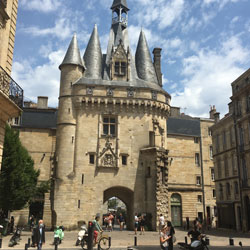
[81,231,110,250]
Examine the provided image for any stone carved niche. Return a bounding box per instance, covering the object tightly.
[98,136,118,168]
[152,118,165,148]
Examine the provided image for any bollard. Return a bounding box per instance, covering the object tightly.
[25,243,29,250]
[185,236,188,244]
[87,221,94,250]
[55,242,58,250]
[109,237,111,247]
[229,238,234,246]
[28,238,31,247]
[0,238,2,248]
[134,236,137,246]
[205,237,209,246]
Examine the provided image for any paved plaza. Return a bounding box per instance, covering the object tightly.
[1,227,250,250]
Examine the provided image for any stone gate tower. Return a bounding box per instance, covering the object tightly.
[54,0,171,230]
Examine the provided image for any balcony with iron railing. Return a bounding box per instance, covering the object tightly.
[0,66,23,108]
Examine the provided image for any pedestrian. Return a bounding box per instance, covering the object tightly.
[10,216,14,234]
[108,213,114,232]
[160,224,171,250]
[29,215,35,231]
[117,213,125,231]
[166,221,175,250]
[134,213,139,235]
[140,215,145,235]
[34,220,45,250]
[159,214,165,232]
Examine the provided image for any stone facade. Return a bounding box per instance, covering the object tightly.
[211,68,250,231]
[0,0,22,170]
[167,108,216,228]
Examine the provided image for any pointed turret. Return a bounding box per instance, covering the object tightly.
[114,23,124,46]
[111,0,129,10]
[84,25,103,79]
[135,30,158,83]
[59,33,85,70]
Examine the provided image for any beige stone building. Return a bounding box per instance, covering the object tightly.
[167,107,216,228]
[10,0,218,230]
[210,68,250,231]
[0,0,22,170]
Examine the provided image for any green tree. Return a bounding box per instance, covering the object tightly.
[0,125,46,213]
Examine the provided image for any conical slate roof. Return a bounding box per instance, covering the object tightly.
[114,23,124,47]
[83,25,103,79]
[59,34,85,70]
[135,30,158,83]
[111,0,129,10]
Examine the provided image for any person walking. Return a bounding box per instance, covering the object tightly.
[117,213,125,231]
[167,221,175,250]
[160,224,171,250]
[134,213,139,235]
[140,215,145,235]
[34,220,45,250]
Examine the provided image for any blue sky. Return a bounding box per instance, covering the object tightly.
[12,0,250,117]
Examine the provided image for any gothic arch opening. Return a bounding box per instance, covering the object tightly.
[103,186,134,229]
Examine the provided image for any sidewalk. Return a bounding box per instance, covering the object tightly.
[1,228,250,249]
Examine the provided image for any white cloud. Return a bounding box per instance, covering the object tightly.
[20,0,61,12]
[12,50,65,107]
[171,35,250,117]
[21,17,74,40]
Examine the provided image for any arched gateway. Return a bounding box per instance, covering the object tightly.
[53,0,171,230]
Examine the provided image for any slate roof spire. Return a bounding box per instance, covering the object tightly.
[135,30,158,83]
[83,24,103,79]
[111,0,129,10]
[59,33,85,70]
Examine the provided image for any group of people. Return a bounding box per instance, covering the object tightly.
[159,214,175,250]
[134,213,146,235]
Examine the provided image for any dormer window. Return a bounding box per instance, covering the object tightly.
[114,61,126,76]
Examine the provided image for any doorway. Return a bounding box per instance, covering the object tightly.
[171,193,182,227]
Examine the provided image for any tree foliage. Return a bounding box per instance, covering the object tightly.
[0,125,43,212]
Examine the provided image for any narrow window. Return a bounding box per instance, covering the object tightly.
[217,161,222,179]
[14,117,19,125]
[209,146,213,159]
[194,137,199,143]
[226,183,231,199]
[197,195,202,203]
[82,174,84,184]
[219,184,223,200]
[114,62,119,74]
[89,154,95,164]
[78,200,81,209]
[224,157,229,177]
[223,130,227,150]
[212,189,216,198]
[121,62,126,75]
[122,155,127,165]
[211,168,215,181]
[234,181,239,195]
[196,176,201,185]
[195,153,200,166]
[72,136,74,143]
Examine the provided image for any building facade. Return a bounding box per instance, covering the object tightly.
[167,107,216,228]
[0,0,22,170]
[10,0,218,230]
[211,68,250,231]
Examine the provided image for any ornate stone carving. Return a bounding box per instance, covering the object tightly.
[127,88,134,98]
[86,87,94,95]
[107,87,114,97]
[152,91,157,100]
[98,137,118,168]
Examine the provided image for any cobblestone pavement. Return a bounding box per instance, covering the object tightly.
[1,227,250,250]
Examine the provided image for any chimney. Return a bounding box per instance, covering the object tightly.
[37,96,48,109]
[153,48,162,87]
[209,105,217,119]
[214,112,220,123]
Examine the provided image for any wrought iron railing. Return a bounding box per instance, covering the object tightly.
[0,66,23,108]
